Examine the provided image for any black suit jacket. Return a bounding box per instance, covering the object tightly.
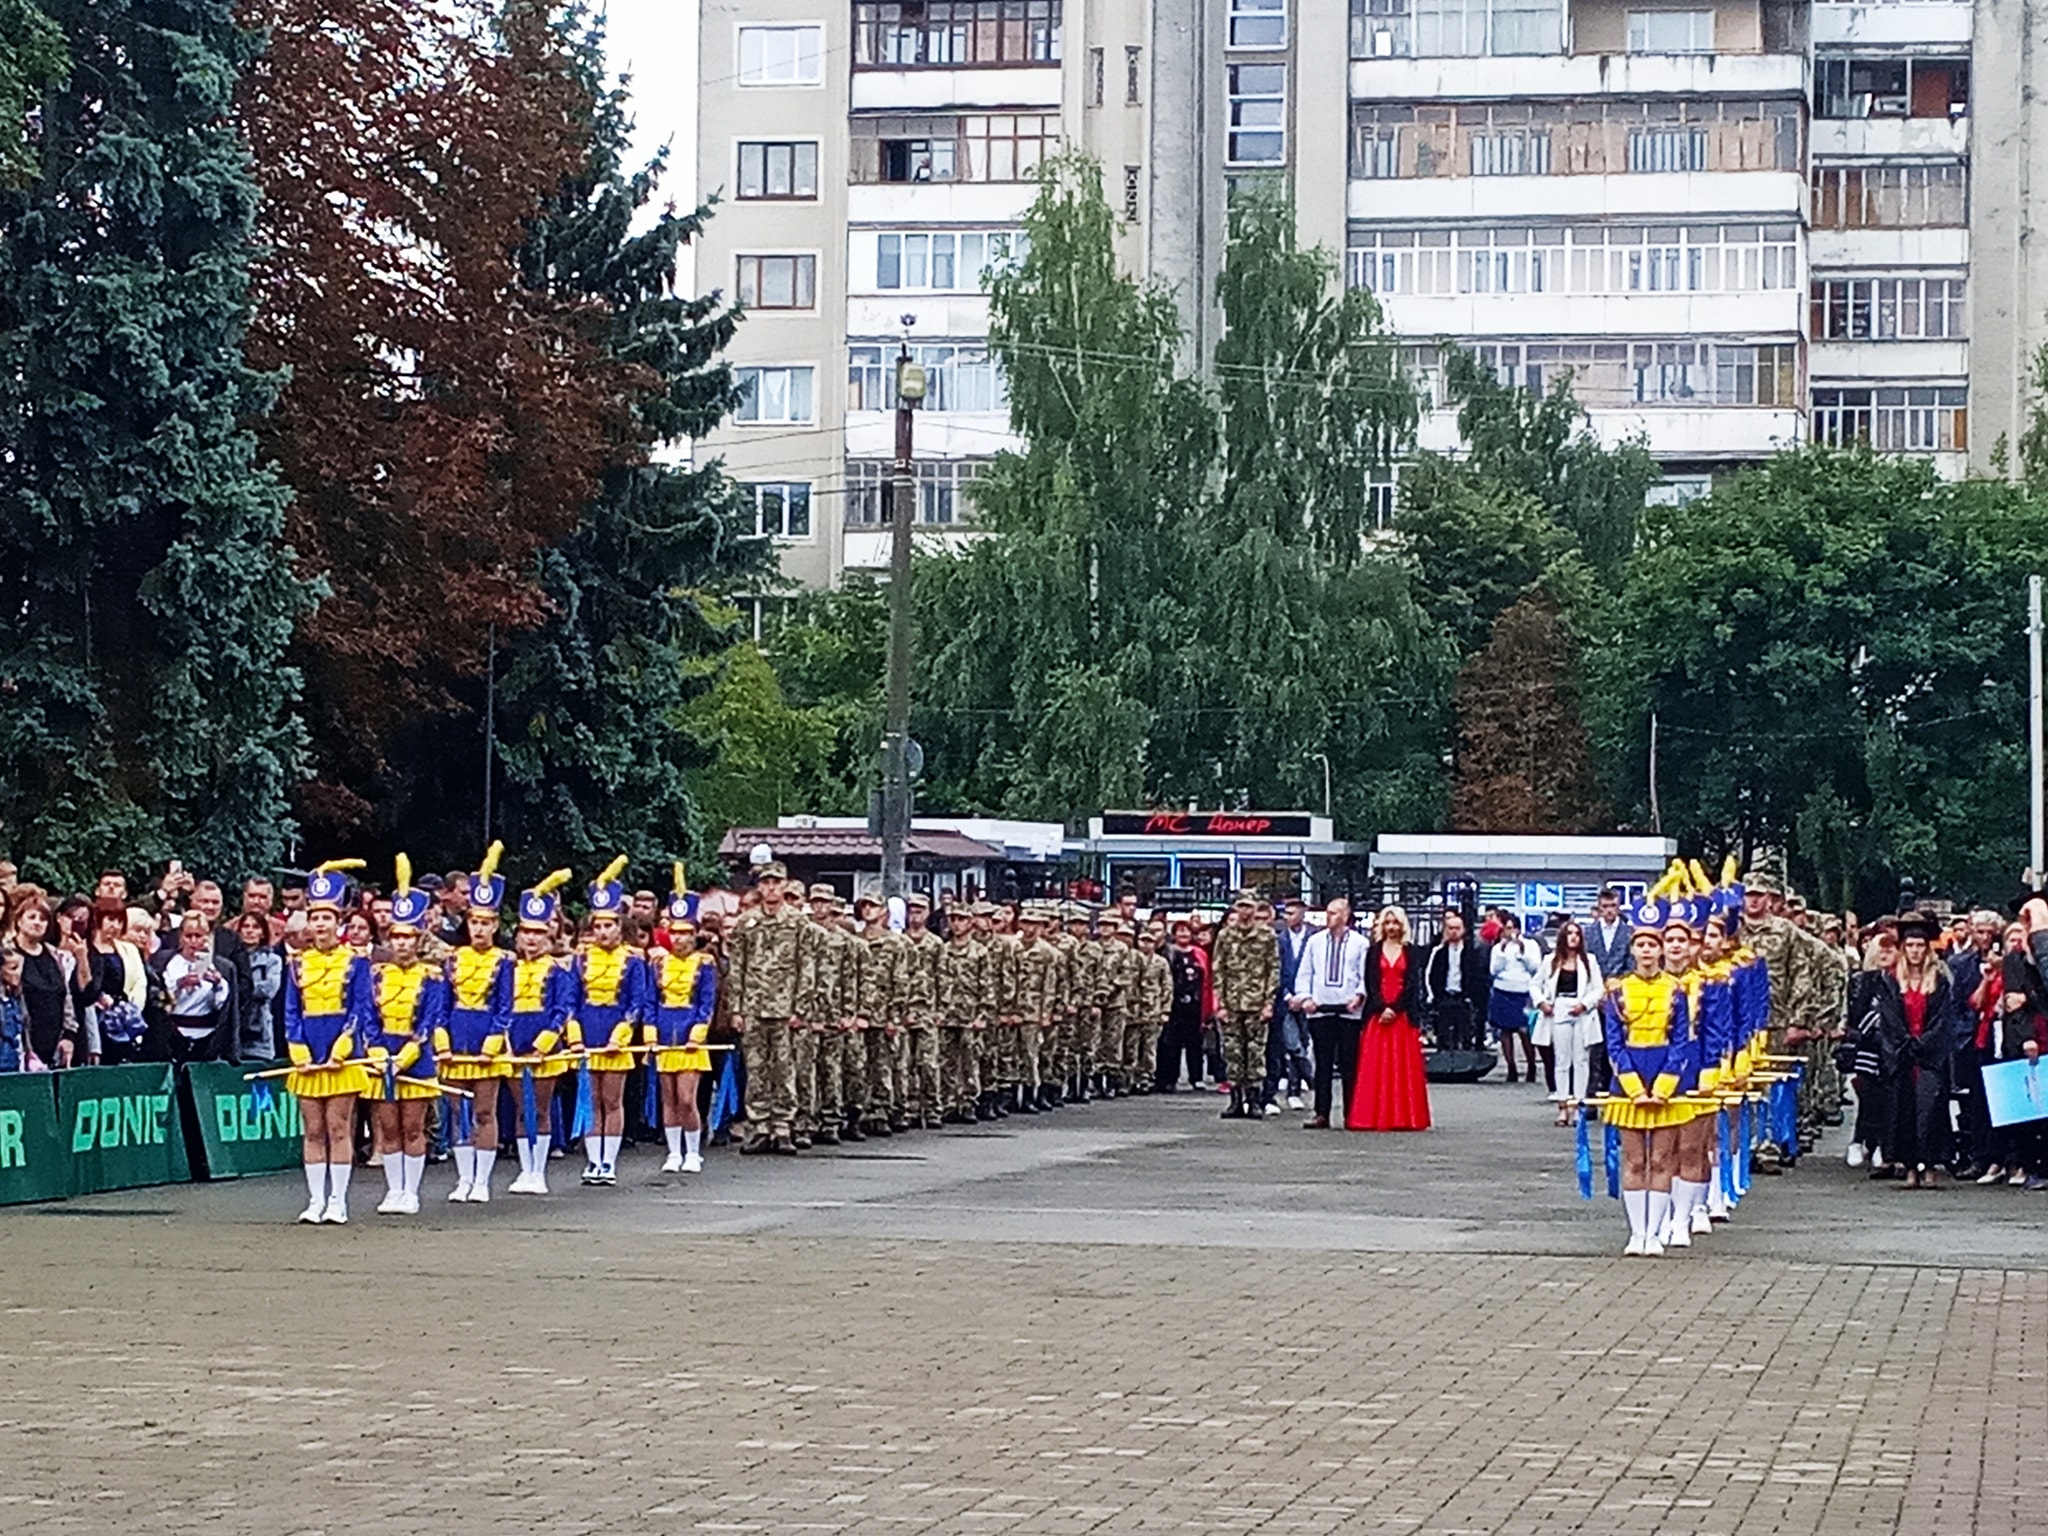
[1362,941,1423,1020]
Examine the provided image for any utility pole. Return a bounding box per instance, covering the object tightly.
[1647,711,1661,834]
[2030,575,2043,883]
[880,325,925,901]
[482,621,496,845]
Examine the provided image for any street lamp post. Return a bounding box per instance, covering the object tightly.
[879,320,925,901]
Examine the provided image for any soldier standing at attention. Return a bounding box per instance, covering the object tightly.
[838,897,871,1140]
[1739,864,1806,1171]
[1045,902,1078,1104]
[799,885,849,1147]
[1133,926,1172,1095]
[729,861,809,1155]
[1067,908,1105,1100]
[1099,918,1141,1097]
[972,904,1000,1118]
[986,903,1021,1118]
[937,905,985,1122]
[853,894,902,1137]
[901,893,945,1128]
[1212,891,1281,1120]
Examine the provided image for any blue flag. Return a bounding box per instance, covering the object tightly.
[709,1057,739,1135]
[1603,1122,1621,1199]
[1575,1106,1593,1199]
[571,1060,593,1141]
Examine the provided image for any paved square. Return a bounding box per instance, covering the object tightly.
[0,1086,2040,1534]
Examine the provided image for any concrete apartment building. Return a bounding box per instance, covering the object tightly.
[693,0,2047,595]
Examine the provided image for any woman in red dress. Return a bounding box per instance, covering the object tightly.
[1349,905,1432,1131]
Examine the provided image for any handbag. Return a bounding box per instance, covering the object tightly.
[1530,1010,1554,1049]
[99,998,147,1047]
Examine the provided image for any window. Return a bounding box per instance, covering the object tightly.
[852,2,1062,67]
[738,25,824,86]
[1089,45,1103,106]
[1811,386,1967,451]
[1811,162,1967,229]
[871,229,1025,291]
[1126,44,1143,103]
[1810,276,1967,340]
[1349,99,1799,179]
[1351,0,1413,55]
[737,141,819,200]
[963,113,1058,180]
[844,458,988,525]
[1470,130,1551,176]
[848,342,1007,413]
[1123,164,1141,222]
[854,113,1060,183]
[734,366,815,424]
[1816,56,1968,119]
[1357,0,1561,59]
[1627,126,1707,173]
[1366,464,1399,532]
[1229,0,1288,48]
[745,482,814,539]
[1227,63,1286,165]
[736,254,817,310]
[1348,224,1800,297]
[1626,10,1714,53]
[1442,339,1796,409]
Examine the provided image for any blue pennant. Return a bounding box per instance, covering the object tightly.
[1574,1106,1593,1200]
[708,1057,738,1136]
[571,1060,593,1142]
[1717,1105,1734,1204]
[251,1080,274,1116]
[1603,1121,1621,1200]
[520,1067,539,1142]
[642,1055,660,1128]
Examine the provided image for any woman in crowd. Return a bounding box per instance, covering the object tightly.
[1488,913,1543,1085]
[649,875,717,1174]
[1603,922,1691,1255]
[1349,905,1430,1132]
[283,861,374,1224]
[234,910,284,1060]
[1158,918,1207,1091]
[1531,917,1602,1124]
[0,948,25,1071]
[1988,919,2048,1188]
[362,860,446,1215]
[87,898,149,1065]
[1874,913,1954,1187]
[9,893,89,1069]
[1843,920,1898,1172]
[345,907,384,962]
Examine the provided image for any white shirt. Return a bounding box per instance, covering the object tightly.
[164,951,228,1033]
[1291,927,1367,1015]
[1490,937,1543,995]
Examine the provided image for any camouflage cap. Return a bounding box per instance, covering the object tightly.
[1746,870,1784,896]
[807,883,837,901]
[906,891,931,910]
[1785,893,1809,914]
[1232,890,1259,907]
[755,861,789,881]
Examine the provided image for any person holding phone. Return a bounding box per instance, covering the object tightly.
[160,910,232,1062]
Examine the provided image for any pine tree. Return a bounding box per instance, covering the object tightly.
[0,0,65,188]
[0,0,308,883]
[478,5,771,868]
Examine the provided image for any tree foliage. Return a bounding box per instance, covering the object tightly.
[1451,595,1602,833]
[0,0,65,188]
[0,0,309,884]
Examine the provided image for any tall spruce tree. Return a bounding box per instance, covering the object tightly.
[0,0,308,883]
[476,6,770,868]
[1,0,65,188]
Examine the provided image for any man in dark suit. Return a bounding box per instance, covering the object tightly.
[1264,898,1315,1111]
[1421,910,1490,1051]
[1585,886,1634,987]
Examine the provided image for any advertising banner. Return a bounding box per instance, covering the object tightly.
[0,1072,66,1206]
[186,1062,303,1178]
[56,1062,190,1195]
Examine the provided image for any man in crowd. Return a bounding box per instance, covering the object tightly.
[1267,897,1313,1114]
[1293,896,1365,1130]
[1946,908,2003,1180]
[153,909,234,1062]
[1421,909,1489,1054]
[432,873,470,949]
[1586,886,1632,984]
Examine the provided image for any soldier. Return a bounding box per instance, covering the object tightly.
[937,904,985,1122]
[838,900,872,1141]
[1066,907,1104,1099]
[853,894,903,1136]
[1098,918,1141,1096]
[727,861,809,1155]
[1133,925,1173,1094]
[1211,890,1281,1120]
[1739,864,1816,1169]
[984,902,1021,1118]
[800,885,850,1147]
[901,893,945,1128]
[1003,904,1047,1113]
[969,903,998,1118]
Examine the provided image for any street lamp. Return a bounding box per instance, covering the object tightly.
[880,315,922,899]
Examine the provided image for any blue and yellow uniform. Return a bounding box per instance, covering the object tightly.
[571,857,649,1072]
[508,869,576,1078]
[438,843,511,1083]
[284,862,378,1099]
[648,942,718,1075]
[1601,969,1696,1131]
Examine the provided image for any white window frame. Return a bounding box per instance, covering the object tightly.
[867,229,1027,293]
[1228,0,1289,49]
[737,24,826,87]
[733,365,817,425]
[735,139,821,201]
[742,482,816,542]
[1626,10,1714,54]
[1226,63,1287,166]
[735,251,821,312]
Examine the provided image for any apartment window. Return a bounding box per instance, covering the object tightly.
[1450,339,1794,409]
[1627,126,1707,173]
[1348,224,1800,297]
[736,254,818,310]
[1227,64,1287,165]
[872,230,1025,291]
[737,141,819,200]
[1811,386,1967,451]
[1126,45,1143,103]
[1351,0,1413,55]
[1470,131,1551,176]
[1229,0,1288,48]
[1816,56,1969,119]
[1626,10,1714,53]
[745,482,814,539]
[966,113,1058,180]
[1811,162,1967,229]
[848,342,1007,413]
[1810,276,1967,340]
[844,458,988,526]
[1089,45,1104,105]
[852,1,1062,67]
[1365,0,1561,59]
[738,25,825,86]
[734,366,816,424]
[1123,164,1142,222]
[1366,465,1399,531]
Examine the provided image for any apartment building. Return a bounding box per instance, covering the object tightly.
[693,0,2046,593]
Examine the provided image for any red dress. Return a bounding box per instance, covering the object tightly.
[1348,948,1433,1131]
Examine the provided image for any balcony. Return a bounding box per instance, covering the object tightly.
[1377,289,1804,340]
[853,1,1061,69]
[1348,172,1807,223]
[1809,117,1968,159]
[1811,1,1972,48]
[1349,52,1807,102]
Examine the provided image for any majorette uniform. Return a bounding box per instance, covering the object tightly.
[363,857,447,1214]
[506,869,576,1195]
[437,842,511,1203]
[647,871,716,1173]
[570,856,651,1184]
[1601,893,1698,1255]
[283,860,375,1225]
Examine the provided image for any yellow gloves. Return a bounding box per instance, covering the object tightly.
[608,1023,634,1051]
[326,1033,354,1066]
[482,1034,507,1057]
[533,1029,561,1055]
[393,1041,421,1074]
[288,1042,313,1067]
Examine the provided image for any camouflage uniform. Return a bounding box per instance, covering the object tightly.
[1016,913,1060,1099]
[900,910,945,1126]
[858,920,903,1129]
[726,877,811,1144]
[937,922,985,1120]
[1070,923,1107,1088]
[839,924,870,1130]
[1134,939,1173,1092]
[1211,900,1281,1103]
[988,924,1022,1101]
[1048,919,1079,1094]
[798,889,849,1143]
[1098,926,1141,1090]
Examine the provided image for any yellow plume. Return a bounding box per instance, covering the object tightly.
[311,858,366,875]
[595,854,629,889]
[1688,859,1713,895]
[477,840,504,882]
[1650,861,1682,899]
[531,868,573,898]
[672,861,688,896]
[1720,853,1740,887]
[394,853,412,898]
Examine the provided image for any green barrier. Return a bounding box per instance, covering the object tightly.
[56,1062,190,1195]
[0,1072,67,1206]
[185,1060,303,1179]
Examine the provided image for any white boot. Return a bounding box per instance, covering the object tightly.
[398,1153,425,1215]
[661,1125,684,1174]
[1622,1188,1648,1256]
[376,1158,406,1214]
[598,1134,619,1183]
[522,1139,549,1193]
[1664,1179,1694,1248]
[1643,1190,1669,1256]
[508,1138,536,1194]
[320,1163,352,1224]
[449,1144,475,1202]
[298,1162,328,1224]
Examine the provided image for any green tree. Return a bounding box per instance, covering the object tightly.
[1451,595,1603,833]
[0,0,309,883]
[680,640,839,857]
[1601,446,2039,909]
[0,0,64,187]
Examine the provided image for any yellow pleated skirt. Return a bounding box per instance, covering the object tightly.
[289,1063,369,1099]
[655,1046,712,1074]
[585,1048,636,1073]
[442,1058,509,1084]
[1600,1098,1698,1131]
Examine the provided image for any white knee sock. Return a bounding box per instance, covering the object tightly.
[513,1139,533,1176]
[326,1162,352,1203]
[453,1144,475,1185]
[403,1153,426,1195]
[603,1134,621,1171]
[1647,1189,1670,1242]
[473,1147,496,1188]
[664,1126,684,1157]
[527,1137,547,1175]
[382,1159,403,1200]
[304,1162,328,1206]
[684,1128,701,1158]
